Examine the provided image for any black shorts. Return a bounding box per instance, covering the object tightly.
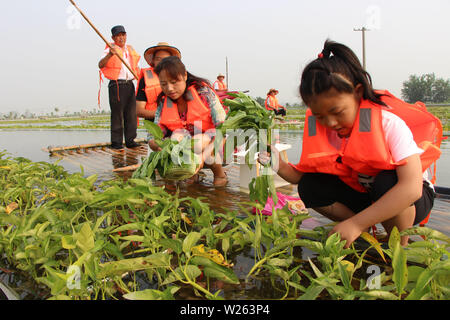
[297,171,435,225]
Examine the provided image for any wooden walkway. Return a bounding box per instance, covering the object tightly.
[43,138,149,178]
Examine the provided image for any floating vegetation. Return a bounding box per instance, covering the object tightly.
[0,152,449,300]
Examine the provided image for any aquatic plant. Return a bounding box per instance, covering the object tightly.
[0,152,449,300]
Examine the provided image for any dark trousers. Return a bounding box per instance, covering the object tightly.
[274,108,286,116]
[298,171,435,225]
[108,80,137,147]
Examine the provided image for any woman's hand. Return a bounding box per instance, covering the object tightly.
[148,139,161,152]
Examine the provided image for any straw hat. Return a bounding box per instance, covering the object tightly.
[217,73,225,79]
[144,42,181,67]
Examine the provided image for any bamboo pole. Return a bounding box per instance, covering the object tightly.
[43,138,147,154]
[68,0,139,80]
[226,56,229,89]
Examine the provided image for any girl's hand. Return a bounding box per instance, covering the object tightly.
[328,219,363,249]
[148,139,162,152]
[258,144,280,171]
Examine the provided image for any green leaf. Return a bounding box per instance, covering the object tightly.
[123,286,179,300]
[357,290,398,300]
[267,257,293,268]
[191,256,239,284]
[162,267,185,285]
[407,265,425,283]
[401,226,450,243]
[183,232,201,256]
[144,120,164,141]
[184,265,202,281]
[405,268,434,300]
[308,258,324,278]
[392,241,408,296]
[388,226,401,251]
[360,232,387,263]
[298,285,325,300]
[221,237,230,255]
[98,253,171,278]
[75,223,95,253]
[338,261,352,290]
[61,235,76,250]
[111,222,143,233]
[203,266,239,285]
[160,238,183,255]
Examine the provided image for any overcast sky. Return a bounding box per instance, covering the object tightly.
[1,0,449,115]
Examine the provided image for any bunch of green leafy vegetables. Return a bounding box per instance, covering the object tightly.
[220,92,279,204]
[219,92,274,134]
[132,121,201,181]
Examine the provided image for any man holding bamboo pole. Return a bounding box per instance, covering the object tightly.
[98,25,141,149]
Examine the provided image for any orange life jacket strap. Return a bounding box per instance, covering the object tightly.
[98,70,103,108]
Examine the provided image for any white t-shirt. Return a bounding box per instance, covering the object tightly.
[328,110,431,186]
[101,45,135,80]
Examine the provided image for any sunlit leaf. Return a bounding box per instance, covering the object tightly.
[183,232,201,257]
[123,286,179,300]
[75,223,95,253]
[401,226,450,243]
[61,235,76,250]
[191,244,233,267]
[98,253,171,278]
[388,226,401,251]
[392,241,408,296]
[360,232,387,263]
[5,202,18,215]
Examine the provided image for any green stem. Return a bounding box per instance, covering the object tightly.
[246,250,287,282]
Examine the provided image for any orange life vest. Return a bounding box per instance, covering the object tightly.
[265,95,276,110]
[293,90,443,193]
[158,85,216,133]
[138,67,161,111]
[213,80,227,91]
[100,44,140,80]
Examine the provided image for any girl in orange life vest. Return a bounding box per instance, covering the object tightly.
[259,40,439,248]
[136,42,182,121]
[148,56,228,187]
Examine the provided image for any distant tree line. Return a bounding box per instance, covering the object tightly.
[401,73,450,104]
[0,108,110,120]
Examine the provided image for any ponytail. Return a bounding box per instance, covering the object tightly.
[299,39,385,106]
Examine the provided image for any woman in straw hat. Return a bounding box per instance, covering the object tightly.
[136,42,181,121]
[265,89,287,116]
[213,73,227,93]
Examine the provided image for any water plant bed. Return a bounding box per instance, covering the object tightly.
[0,153,449,300]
